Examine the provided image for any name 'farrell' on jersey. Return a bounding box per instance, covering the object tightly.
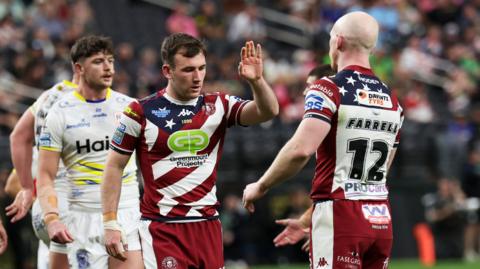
[39,89,139,209]
[304,65,403,201]
[110,89,249,221]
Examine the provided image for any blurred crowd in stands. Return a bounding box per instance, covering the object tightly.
[0,0,479,267]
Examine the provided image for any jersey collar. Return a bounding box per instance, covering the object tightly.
[73,88,112,103]
[343,65,375,76]
[163,90,198,106]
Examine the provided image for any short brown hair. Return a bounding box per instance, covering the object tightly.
[161,33,206,68]
[70,35,114,63]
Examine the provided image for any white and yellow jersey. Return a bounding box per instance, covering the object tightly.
[39,89,138,209]
[30,80,77,195]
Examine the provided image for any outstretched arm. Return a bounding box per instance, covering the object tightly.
[243,118,330,213]
[238,41,279,125]
[0,220,7,254]
[101,149,131,262]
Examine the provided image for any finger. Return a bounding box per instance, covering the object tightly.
[65,229,74,242]
[246,202,255,213]
[275,219,289,226]
[249,41,255,57]
[116,243,127,261]
[256,43,262,59]
[302,239,310,252]
[241,46,246,60]
[5,206,17,216]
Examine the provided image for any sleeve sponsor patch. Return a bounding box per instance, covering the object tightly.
[39,133,52,147]
[304,93,325,111]
[112,123,126,145]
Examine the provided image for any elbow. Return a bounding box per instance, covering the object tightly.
[260,102,280,121]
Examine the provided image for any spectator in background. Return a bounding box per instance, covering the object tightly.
[166,1,199,37]
[227,3,266,44]
[422,178,466,259]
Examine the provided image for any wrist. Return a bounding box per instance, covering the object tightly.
[44,212,60,225]
[103,212,117,222]
[247,76,265,86]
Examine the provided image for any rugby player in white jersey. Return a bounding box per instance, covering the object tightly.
[36,35,142,269]
[101,33,278,268]
[7,75,79,269]
[243,12,404,269]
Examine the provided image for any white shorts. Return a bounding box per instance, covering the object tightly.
[65,206,141,269]
[37,239,50,269]
[32,197,69,254]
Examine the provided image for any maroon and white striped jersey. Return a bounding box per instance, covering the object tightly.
[304,65,403,201]
[111,89,249,221]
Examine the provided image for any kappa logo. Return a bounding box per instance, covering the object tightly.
[178,108,194,117]
[161,256,178,269]
[316,257,329,268]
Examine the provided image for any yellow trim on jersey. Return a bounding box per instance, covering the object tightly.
[39,146,61,152]
[73,88,112,102]
[62,80,78,89]
[73,178,102,185]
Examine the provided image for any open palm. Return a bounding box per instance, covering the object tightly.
[239,41,263,82]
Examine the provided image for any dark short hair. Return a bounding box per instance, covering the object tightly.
[308,64,334,79]
[161,33,206,68]
[70,35,114,63]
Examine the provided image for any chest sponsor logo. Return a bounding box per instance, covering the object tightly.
[76,136,110,153]
[362,204,391,225]
[305,93,324,111]
[357,89,392,108]
[177,108,194,117]
[93,108,107,118]
[152,107,170,118]
[167,130,209,154]
[66,119,90,129]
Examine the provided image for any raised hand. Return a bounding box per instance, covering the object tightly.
[238,41,263,82]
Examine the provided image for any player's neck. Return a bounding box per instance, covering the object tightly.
[336,52,371,72]
[77,82,109,101]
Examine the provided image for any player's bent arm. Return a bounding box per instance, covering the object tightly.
[37,149,61,218]
[101,149,131,221]
[258,118,331,191]
[9,110,35,190]
[240,77,279,125]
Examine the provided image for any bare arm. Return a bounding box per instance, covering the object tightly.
[243,118,331,212]
[101,149,131,262]
[101,150,131,219]
[238,41,279,125]
[4,170,21,197]
[9,110,35,190]
[37,149,73,243]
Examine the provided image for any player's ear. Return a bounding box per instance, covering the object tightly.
[162,64,172,80]
[73,62,83,74]
[336,35,344,51]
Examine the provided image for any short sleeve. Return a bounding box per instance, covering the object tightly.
[110,100,144,155]
[224,94,250,127]
[38,105,64,152]
[303,78,340,123]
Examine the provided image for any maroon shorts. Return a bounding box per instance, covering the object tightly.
[310,200,393,269]
[139,219,224,269]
